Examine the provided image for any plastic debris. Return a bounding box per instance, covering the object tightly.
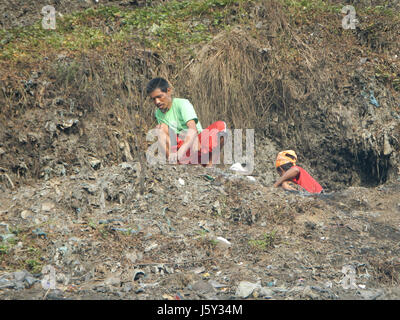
[175,292,184,300]
[369,91,380,107]
[133,269,146,281]
[202,174,215,181]
[230,162,248,173]
[32,228,47,239]
[215,236,232,249]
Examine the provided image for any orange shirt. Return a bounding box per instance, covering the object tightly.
[291,166,323,194]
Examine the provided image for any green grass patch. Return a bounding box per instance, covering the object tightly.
[0,0,250,65]
[0,243,9,255]
[248,231,278,251]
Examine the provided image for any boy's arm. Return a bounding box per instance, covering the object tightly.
[281,181,299,191]
[273,166,300,188]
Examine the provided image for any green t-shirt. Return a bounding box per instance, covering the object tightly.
[155,98,203,134]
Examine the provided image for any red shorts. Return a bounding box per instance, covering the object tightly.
[172,121,227,164]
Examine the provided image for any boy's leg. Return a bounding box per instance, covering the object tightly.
[198,121,227,167]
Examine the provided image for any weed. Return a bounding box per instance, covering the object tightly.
[0,243,9,255]
[88,221,97,230]
[25,259,42,274]
[249,231,278,251]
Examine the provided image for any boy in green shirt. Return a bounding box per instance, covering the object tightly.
[146,77,226,166]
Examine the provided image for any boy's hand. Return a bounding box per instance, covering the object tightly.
[281,181,299,191]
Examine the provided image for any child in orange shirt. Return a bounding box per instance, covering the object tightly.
[273,150,323,194]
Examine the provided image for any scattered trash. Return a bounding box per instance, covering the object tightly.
[369,91,380,107]
[88,157,101,170]
[178,178,185,186]
[144,242,158,252]
[32,228,47,239]
[202,174,215,181]
[208,280,226,289]
[175,292,184,300]
[230,162,248,173]
[259,287,274,298]
[215,236,232,249]
[193,267,206,274]
[133,269,146,281]
[57,119,79,131]
[110,227,139,235]
[362,89,380,107]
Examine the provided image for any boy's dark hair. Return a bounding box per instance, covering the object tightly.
[146,77,170,95]
[277,162,293,172]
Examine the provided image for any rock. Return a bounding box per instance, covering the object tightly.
[235,281,261,298]
[125,251,143,264]
[13,271,28,282]
[104,276,121,287]
[383,133,392,155]
[302,286,319,299]
[144,243,158,252]
[0,223,10,234]
[213,201,221,215]
[89,158,101,170]
[191,280,216,295]
[133,269,146,281]
[0,277,14,289]
[358,289,383,300]
[259,287,274,298]
[208,280,226,289]
[272,287,288,293]
[20,210,33,219]
[41,201,55,212]
[0,223,14,241]
[123,282,133,292]
[57,119,79,131]
[359,57,368,64]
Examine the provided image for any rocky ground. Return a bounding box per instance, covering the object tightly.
[1,148,400,300]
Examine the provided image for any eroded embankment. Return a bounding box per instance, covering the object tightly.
[1,0,399,194]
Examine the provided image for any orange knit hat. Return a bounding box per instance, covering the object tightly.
[275,150,297,168]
